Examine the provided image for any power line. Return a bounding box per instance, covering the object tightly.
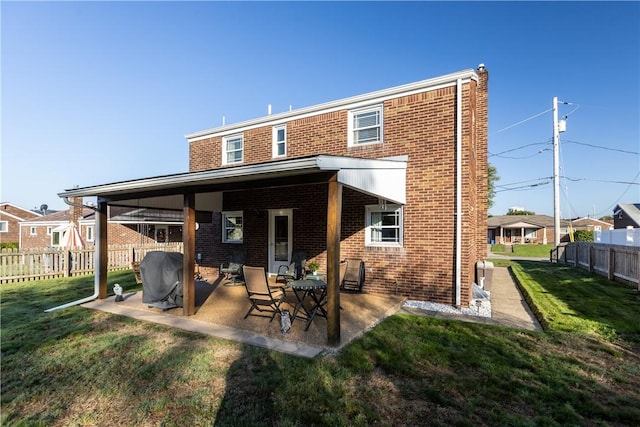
[489,140,551,157]
[495,108,552,133]
[562,140,639,155]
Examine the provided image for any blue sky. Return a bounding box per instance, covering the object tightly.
[2,1,639,218]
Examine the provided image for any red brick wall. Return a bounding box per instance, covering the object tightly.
[0,205,40,245]
[189,76,488,306]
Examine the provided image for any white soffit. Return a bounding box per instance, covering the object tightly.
[505,221,541,229]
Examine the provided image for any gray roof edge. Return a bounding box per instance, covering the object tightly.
[185,69,477,141]
[57,155,407,200]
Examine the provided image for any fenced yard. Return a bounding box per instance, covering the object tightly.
[0,243,183,284]
[550,242,639,289]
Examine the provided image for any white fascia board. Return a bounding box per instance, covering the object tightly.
[186,69,478,142]
[0,211,26,221]
[0,203,42,217]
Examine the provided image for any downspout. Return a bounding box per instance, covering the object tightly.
[455,78,462,307]
[45,197,100,312]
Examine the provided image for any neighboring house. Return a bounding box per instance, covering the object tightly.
[570,217,614,233]
[57,65,489,328]
[19,198,183,250]
[0,203,42,246]
[613,204,640,229]
[488,215,571,244]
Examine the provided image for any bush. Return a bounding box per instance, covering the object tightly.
[0,242,19,250]
[573,230,594,242]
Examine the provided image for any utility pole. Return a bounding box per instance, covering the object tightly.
[552,97,568,247]
[553,97,560,247]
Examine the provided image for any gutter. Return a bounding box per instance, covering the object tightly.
[45,199,101,313]
[455,78,462,307]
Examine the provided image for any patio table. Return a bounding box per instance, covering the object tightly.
[290,279,328,331]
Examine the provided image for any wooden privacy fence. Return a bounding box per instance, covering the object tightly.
[0,243,184,284]
[550,242,640,289]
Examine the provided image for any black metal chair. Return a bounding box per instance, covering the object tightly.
[275,249,307,286]
[220,249,247,285]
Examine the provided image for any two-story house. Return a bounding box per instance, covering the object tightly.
[56,65,489,343]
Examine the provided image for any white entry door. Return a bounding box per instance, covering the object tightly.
[268,209,293,274]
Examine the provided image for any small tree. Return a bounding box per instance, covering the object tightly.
[573,230,594,242]
[506,208,535,215]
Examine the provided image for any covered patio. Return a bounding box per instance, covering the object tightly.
[83,274,406,357]
[56,155,407,346]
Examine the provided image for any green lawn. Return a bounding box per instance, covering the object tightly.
[491,244,553,257]
[2,265,639,426]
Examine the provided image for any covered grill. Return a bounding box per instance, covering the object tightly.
[140,251,184,310]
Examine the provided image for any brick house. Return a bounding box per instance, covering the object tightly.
[19,199,182,250]
[0,203,42,246]
[57,65,489,342]
[488,214,572,244]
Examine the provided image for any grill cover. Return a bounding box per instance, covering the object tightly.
[140,251,184,308]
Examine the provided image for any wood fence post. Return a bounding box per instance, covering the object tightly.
[588,245,593,272]
[608,247,615,281]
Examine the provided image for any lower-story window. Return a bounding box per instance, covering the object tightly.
[222,211,243,243]
[365,204,403,247]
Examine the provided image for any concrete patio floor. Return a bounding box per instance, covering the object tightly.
[83,277,406,358]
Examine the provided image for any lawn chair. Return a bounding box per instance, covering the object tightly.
[340,258,365,292]
[275,249,307,286]
[242,265,284,322]
[220,249,247,285]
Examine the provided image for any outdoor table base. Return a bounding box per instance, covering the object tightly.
[290,279,328,331]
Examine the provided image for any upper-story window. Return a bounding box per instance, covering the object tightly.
[47,226,53,235]
[86,225,95,242]
[272,124,287,158]
[30,226,37,236]
[348,105,383,146]
[223,134,243,165]
[0,221,7,233]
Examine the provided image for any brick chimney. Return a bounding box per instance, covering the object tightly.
[68,196,84,225]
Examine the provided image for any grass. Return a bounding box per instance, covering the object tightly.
[2,265,639,426]
[491,244,553,257]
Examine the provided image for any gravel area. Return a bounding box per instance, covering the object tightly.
[404,297,492,318]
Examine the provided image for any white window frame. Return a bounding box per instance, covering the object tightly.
[0,221,7,233]
[51,231,61,246]
[348,104,383,147]
[222,211,244,243]
[365,204,403,247]
[524,228,538,238]
[222,134,244,165]
[47,226,53,235]
[272,124,287,158]
[86,225,95,242]
[30,226,37,236]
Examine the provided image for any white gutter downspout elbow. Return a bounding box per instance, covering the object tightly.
[45,198,100,312]
[455,78,462,308]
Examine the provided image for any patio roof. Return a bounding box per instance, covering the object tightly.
[58,155,407,210]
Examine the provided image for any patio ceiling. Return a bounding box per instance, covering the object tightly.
[58,155,407,210]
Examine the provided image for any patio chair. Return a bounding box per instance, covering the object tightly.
[275,249,307,285]
[242,265,284,322]
[340,258,365,292]
[220,249,247,285]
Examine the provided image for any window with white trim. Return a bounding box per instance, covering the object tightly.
[0,221,7,233]
[348,105,383,146]
[272,124,286,157]
[222,211,243,243]
[47,226,52,235]
[86,226,95,242]
[223,134,243,165]
[52,231,61,246]
[365,204,403,247]
[524,228,538,239]
[30,226,37,236]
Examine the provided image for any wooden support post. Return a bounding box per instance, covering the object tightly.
[96,198,108,299]
[183,193,196,316]
[326,175,342,346]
